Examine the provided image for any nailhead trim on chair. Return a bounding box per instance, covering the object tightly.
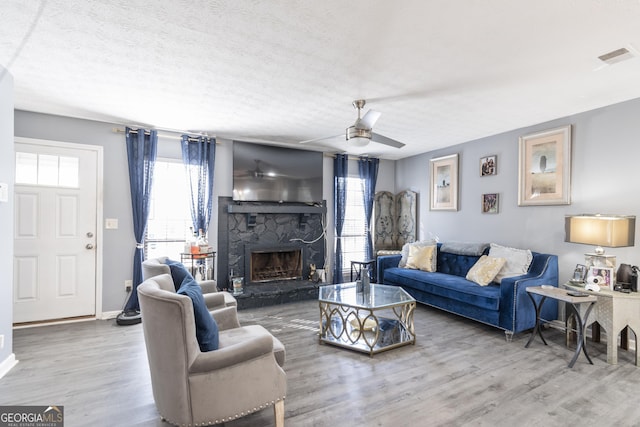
[158,396,286,426]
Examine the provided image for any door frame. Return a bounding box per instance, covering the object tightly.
[14,136,104,320]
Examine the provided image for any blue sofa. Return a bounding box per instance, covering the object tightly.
[377,243,559,340]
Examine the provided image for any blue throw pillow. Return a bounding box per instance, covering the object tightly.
[165,259,194,291]
[177,276,219,352]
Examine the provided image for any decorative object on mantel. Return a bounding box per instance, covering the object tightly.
[480,155,497,176]
[565,214,636,272]
[481,193,499,214]
[518,125,572,206]
[373,190,417,255]
[429,154,459,211]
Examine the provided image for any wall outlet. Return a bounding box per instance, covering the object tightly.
[0,334,4,350]
[125,280,133,292]
[105,218,119,229]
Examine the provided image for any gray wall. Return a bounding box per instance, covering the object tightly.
[12,112,398,312]
[15,96,637,313]
[0,67,14,369]
[396,97,640,285]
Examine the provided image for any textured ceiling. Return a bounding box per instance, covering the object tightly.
[2,0,640,160]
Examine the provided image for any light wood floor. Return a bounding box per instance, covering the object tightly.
[2,300,640,427]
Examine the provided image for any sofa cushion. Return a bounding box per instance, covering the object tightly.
[466,255,506,286]
[436,250,483,278]
[405,244,437,272]
[399,240,437,268]
[166,259,194,291]
[177,276,219,352]
[383,267,500,311]
[489,243,533,283]
[440,242,489,256]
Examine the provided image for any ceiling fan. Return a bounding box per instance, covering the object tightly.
[300,100,405,148]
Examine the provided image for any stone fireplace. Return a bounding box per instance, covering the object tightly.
[217,197,326,306]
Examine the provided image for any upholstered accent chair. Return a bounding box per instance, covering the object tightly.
[138,274,287,426]
[142,256,237,308]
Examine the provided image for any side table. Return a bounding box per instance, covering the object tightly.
[525,286,597,368]
[180,252,216,281]
[564,282,640,366]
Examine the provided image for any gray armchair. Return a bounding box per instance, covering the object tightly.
[142,256,237,308]
[138,274,286,426]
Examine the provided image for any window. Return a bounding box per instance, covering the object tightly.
[341,176,367,278]
[145,159,193,261]
[15,152,79,187]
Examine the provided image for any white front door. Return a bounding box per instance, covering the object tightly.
[13,139,101,324]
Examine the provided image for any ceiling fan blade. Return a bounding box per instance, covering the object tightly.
[358,109,382,129]
[371,132,405,148]
[299,133,344,144]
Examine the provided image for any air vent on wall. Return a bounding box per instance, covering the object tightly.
[598,47,634,65]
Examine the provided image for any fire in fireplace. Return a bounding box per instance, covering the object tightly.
[248,245,303,283]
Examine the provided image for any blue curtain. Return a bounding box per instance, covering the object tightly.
[333,154,348,283]
[181,135,216,235]
[358,157,379,262]
[124,127,158,311]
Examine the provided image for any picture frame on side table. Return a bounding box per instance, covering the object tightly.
[571,264,587,284]
[430,154,458,211]
[481,193,499,214]
[480,155,497,176]
[588,266,615,290]
[518,125,572,206]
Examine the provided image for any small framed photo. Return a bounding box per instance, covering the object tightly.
[588,266,615,290]
[480,155,497,176]
[481,193,498,214]
[571,264,587,283]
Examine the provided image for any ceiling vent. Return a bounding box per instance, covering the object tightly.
[598,47,635,65]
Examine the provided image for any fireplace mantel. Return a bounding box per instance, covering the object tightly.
[227,203,326,215]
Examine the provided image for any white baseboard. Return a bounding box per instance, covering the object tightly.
[0,353,18,380]
[101,310,121,320]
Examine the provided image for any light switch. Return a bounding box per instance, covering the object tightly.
[105,218,119,229]
[0,183,8,202]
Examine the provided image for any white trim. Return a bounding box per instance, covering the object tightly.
[0,353,18,379]
[13,317,96,330]
[101,310,121,320]
[13,137,104,321]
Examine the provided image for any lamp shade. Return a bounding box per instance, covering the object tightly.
[565,214,635,248]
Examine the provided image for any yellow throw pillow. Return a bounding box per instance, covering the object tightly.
[405,244,437,272]
[466,255,506,286]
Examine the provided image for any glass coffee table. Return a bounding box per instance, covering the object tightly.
[318,283,416,356]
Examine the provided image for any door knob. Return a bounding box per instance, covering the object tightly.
[86,243,94,250]
[87,232,94,238]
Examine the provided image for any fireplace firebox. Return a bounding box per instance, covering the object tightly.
[246,245,303,283]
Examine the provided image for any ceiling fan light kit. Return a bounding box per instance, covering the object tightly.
[346,125,372,147]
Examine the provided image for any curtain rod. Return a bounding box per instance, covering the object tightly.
[111,127,217,143]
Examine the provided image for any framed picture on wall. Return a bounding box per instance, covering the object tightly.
[481,193,499,214]
[429,154,459,211]
[518,125,572,206]
[480,155,497,176]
